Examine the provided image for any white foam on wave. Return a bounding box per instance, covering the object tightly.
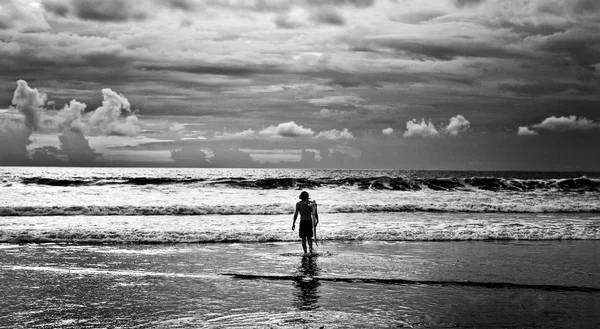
[1,197,599,217]
[0,213,597,243]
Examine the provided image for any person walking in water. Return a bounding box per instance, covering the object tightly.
[292,191,318,254]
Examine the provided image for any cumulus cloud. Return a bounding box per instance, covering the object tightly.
[259,121,314,138]
[58,129,101,164]
[88,89,140,136]
[517,126,539,136]
[382,127,394,135]
[211,148,257,167]
[1,80,144,165]
[443,115,471,136]
[11,80,46,131]
[314,108,355,119]
[315,128,354,140]
[56,99,87,133]
[403,119,440,138]
[220,128,257,139]
[531,115,600,132]
[0,119,31,164]
[169,123,186,133]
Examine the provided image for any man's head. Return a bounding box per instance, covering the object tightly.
[299,191,309,201]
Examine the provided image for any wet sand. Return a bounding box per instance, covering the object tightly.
[1,240,599,328]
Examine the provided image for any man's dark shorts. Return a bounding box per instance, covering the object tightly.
[299,220,313,238]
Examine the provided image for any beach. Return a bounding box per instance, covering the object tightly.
[1,167,599,328]
[1,240,599,328]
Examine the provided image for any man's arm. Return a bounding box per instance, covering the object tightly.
[292,204,298,230]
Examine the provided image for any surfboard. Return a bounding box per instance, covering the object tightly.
[310,200,318,246]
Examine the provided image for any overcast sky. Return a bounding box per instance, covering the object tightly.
[1,0,599,170]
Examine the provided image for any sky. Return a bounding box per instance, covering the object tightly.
[0,0,599,170]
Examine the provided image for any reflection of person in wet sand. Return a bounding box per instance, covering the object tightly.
[292,191,319,255]
[293,254,321,310]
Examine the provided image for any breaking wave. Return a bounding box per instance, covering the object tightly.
[19,176,600,192]
[1,201,599,217]
[1,220,598,243]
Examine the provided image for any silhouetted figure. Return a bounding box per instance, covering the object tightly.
[292,191,318,254]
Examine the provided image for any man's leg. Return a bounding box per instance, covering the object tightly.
[301,237,307,254]
[307,237,313,254]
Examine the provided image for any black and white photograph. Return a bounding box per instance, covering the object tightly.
[0,0,599,327]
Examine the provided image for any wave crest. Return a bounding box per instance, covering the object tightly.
[1,201,598,217]
[20,176,600,192]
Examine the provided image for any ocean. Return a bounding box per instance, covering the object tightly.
[1,167,599,328]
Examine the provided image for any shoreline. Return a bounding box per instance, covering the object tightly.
[2,240,599,328]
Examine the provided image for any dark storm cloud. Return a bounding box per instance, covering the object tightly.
[533,29,600,69]
[389,10,446,24]
[202,0,375,12]
[41,0,70,17]
[274,15,303,29]
[499,81,598,97]
[348,37,526,61]
[0,33,134,71]
[0,120,31,165]
[453,0,485,8]
[143,63,283,77]
[166,0,198,11]
[485,21,566,37]
[305,0,375,7]
[310,10,346,26]
[43,0,148,22]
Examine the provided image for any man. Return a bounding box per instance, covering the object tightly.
[292,191,318,254]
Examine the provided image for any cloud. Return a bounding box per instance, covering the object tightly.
[210,148,257,167]
[220,128,257,139]
[443,115,471,136]
[350,36,525,61]
[305,0,374,7]
[389,10,446,24]
[315,128,354,140]
[274,14,303,29]
[0,119,31,164]
[169,123,186,133]
[531,115,600,132]
[517,126,539,136]
[56,99,87,133]
[310,9,346,26]
[88,88,140,136]
[1,80,144,165]
[314,108,356,119]
[259,121,315,138]
[403,119,440,138]
[308,95,364,107]
[43,0,148,22]
[12,80,47,131]
[453,0,485,8]
[58,130,101,164]
[170,147,211,167]
[0,0,50,32]
[498,81,595,97]
[382,127,394,135]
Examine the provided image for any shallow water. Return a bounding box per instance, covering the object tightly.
[1,241,598,328]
